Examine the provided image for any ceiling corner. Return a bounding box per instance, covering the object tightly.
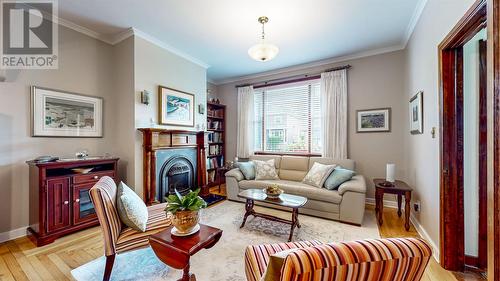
[402,0,428,48]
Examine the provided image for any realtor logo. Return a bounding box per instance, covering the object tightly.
[1,0,58,69]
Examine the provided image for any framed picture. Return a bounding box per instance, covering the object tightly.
[356,108,391,133]
[159,86,195,127]
[31,86,103,137]
[409,91,423,134]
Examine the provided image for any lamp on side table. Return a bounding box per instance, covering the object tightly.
[373,178,413,231]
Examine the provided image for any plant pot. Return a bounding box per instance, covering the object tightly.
[170,210,200,234]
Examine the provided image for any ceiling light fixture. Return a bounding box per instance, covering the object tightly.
[248,16,279,62]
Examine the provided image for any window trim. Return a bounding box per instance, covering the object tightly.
[254,151,322,157]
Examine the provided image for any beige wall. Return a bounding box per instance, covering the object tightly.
[111,37,135,184]
[0,26,115,233]
[216,50,406,199]
[207,82,218,101]
[133,36,207,198]
[0,28,207,235]
[403,0,476,251]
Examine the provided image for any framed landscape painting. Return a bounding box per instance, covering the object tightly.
[159,86,195,127]
[31,86,103,137]
[356,108,391,133]
[409,91,423,134]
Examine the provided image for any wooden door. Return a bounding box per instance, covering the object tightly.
[72,182,97,225]
[46,177,71,233]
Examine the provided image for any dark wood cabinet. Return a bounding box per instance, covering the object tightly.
[46,177,71,233]
[27,158,119,246]
[72,182,98,225]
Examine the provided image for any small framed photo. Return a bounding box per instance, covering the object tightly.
[409,91,423,134]
[31,86,103,137]
[356,108,391,133]
[159,86,195,127]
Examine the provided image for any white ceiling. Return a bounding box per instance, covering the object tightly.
[56,0,425,84]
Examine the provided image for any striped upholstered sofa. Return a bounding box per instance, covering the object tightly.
[89,176,171,281]
[245,237,432,281]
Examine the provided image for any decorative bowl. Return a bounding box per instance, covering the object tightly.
[170,210,200,234]
[71,168,94,174]
[263,186,283,199]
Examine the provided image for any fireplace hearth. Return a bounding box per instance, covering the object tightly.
[139,129,211,205]
[156,148,197,202]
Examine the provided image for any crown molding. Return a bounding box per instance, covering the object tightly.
[57,17,113,44]
[212,44,404,85]
[402,0,428,47]
[39,12,210,68]
[131,28,210,69]
[107,28,135,45]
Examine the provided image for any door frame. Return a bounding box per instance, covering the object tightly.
[488,0,500,279]
[438,0,487,271]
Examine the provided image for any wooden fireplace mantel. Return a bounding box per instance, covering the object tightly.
[138,128,209,205]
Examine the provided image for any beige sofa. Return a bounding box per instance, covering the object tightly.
[225,155,366,225]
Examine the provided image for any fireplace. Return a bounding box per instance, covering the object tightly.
[156,148,197,202]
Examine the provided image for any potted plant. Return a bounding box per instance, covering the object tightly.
[165,189,207,234]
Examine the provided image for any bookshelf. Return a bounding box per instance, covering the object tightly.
[206,102,226,186]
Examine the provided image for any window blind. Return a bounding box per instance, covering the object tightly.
[253,80,322,154]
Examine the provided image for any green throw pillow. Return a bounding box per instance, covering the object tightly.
[324,167,355,190]
[117,182,148,232]
[236,161,255,180]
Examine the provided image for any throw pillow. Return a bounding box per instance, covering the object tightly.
[324,167,356,190]
[302,162,336,188]
[117,182,149,232]
[236,161,255,180]
[253,159,280,180]
[260,248,299,281]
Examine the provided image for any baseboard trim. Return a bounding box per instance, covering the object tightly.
[410,213,440,262]
[365,197,440,263]
[365,197,398,209]
[0,226,27,243]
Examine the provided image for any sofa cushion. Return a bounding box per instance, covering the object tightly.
[239,180,342,204]
[236,161,255,180]
[279,156,309,181]
[324,167,356,190]
[249,155,281,169]
[309,157,355,171]
[302,162,336,188]
[254,159,280,180]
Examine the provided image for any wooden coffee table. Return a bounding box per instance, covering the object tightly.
[238,189,307,242]
[149,224,223,281]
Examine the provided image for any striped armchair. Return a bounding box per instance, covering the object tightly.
[245,237,432,281]
[89,176,171,281]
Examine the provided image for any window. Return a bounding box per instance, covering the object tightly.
[253,80,322,154]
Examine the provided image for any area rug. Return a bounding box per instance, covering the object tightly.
[72,200,380,281]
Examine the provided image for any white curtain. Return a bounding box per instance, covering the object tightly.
[320,69,348,159]
[237,86,255,158]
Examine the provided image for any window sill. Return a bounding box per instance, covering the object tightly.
[254,151,322,157]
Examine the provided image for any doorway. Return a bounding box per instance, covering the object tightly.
[439,0,487,273]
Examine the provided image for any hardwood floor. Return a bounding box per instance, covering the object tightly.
[0,186,485,280]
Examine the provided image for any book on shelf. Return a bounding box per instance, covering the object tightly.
[208,132,223,143]
[206,157,222,170]
[207,120,222,130]
[208,144,222,156]
[207,108,224,118]
[207,170,216,183]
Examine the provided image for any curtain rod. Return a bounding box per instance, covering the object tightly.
[235,64,351,89]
